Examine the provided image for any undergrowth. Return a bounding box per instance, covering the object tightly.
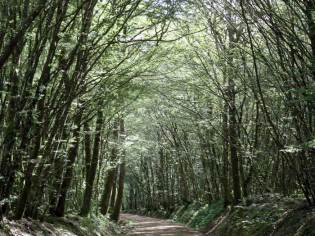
[0,214,122,236]
[172,200,225,229]
[171,194,315,236]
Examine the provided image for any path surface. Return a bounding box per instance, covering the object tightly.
[121,214,204,236]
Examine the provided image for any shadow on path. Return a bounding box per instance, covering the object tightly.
[121,214,204,236]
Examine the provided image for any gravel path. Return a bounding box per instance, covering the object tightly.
[121,214,204,236]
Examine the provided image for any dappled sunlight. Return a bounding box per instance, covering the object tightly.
[0,0,314,235]
[122,214,204,236]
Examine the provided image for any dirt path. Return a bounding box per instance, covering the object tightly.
[121,214,204,236]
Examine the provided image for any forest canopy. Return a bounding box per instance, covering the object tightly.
[0,0,314,228]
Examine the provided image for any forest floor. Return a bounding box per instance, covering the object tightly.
[169,195,315,236]
[123,195,315,236]
[121,214,204,236]
[0,214,122,236]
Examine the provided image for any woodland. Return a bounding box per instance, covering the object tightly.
[0,0,314,235]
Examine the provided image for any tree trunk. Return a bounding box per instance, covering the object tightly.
[80,108,103,216]
[109,167,118,210]
[110,162,125,221]
[111,118,126,221]
[227,12,242,204]
[52,112,82,217]
[100,120,119,215]
[228,78,242,204]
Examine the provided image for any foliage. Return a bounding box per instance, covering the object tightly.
[189,200,225,229]
[0,1,314,234]
[211,196,315,236]
[171,200,225,230]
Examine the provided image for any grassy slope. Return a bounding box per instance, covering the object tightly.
[172,195,315,236]
[0,214,122,236]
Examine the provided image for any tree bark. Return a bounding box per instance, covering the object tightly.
[111,118,126,221]
[100,120,119,215]
[52,112,82,217]
[80,108,103,216]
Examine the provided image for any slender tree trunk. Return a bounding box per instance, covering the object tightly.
[49,131,68,215]
[226,12,242,204]
[109,167,118,210]
[100,120,119,215]
[52,112,82,217]
[0,49,21,215]
[111,162,125,221]
[80,108,103,216]
[228,78,242,204]
[111,118,126,221]
[84,123,92,183]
